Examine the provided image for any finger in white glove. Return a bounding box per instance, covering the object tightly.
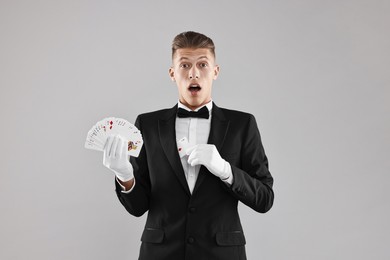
[186,144,230,180]
[103,134,134,182]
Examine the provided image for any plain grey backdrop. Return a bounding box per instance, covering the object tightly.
[1,0,389,259]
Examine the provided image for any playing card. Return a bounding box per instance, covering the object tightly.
[177,137,190,158]
[84,117,143,157]
[89,123,106,144]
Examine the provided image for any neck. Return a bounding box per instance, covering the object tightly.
[179,99,211,111]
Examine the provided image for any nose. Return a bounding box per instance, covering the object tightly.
[189,67,199,79]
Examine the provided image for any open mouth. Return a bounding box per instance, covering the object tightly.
[188,84,201,94]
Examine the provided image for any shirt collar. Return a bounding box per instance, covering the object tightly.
[177,100,213,113]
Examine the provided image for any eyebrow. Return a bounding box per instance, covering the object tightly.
[178,56,209,61]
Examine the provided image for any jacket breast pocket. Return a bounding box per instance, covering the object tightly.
[216,231,246,246]
[141,228,164,244]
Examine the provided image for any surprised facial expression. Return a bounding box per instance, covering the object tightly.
[169,48,220,110]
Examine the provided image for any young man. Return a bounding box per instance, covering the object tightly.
[103,31,274,260]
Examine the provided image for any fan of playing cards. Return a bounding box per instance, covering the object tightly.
[85,117,143,157]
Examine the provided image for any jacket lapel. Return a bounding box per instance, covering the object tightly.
[158,105,191,196]
[193,103,230,195]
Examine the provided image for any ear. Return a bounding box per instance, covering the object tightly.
[213,65,220,80]
[169,67,175,81]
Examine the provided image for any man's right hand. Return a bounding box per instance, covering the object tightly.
[103,134,134,182]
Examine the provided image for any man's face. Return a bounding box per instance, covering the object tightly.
[169,48,220,110]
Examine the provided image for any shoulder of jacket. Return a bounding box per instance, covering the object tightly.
[137,107,173,119]
[218,107,254,120]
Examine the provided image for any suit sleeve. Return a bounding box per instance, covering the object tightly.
[228,114,274,213]
[115,115,151,217]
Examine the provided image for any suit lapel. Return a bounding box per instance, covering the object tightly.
[158,105,191,196]
[193,103,230,195]
[207,103,230,151]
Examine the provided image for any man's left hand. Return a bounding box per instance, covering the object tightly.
[186,144,231,180]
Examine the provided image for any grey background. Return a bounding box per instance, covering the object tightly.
[1,0,389,259]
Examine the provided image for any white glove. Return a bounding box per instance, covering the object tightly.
[103,134,134,182]
[186,144,231,180]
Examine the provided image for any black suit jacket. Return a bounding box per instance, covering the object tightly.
[115,103,274,260]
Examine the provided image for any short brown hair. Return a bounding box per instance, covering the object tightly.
[172,31,215,59]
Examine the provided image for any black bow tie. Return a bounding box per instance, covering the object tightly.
[177,106,209,119]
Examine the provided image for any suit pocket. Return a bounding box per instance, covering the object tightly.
[216,231,246,246]
[141,228,164,244]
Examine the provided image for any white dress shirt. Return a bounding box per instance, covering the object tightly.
[176,101,213,193]
[118,100,232,193]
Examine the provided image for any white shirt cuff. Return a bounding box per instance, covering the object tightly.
[221,163,233,185]
[116,177,136,193]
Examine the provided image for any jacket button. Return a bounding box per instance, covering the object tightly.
[187,237,195,244]
[189,207,196,213]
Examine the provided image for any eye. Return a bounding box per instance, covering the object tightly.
[180,63,190,69]
[199,62,208,68]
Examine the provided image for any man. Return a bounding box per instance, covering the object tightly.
[103,31,274,260]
